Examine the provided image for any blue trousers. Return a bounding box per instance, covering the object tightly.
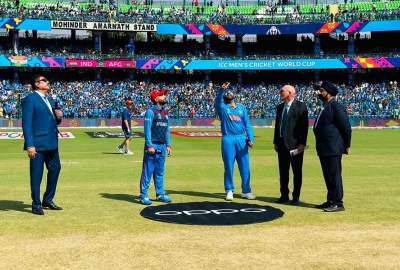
[30,149,61,209]
[221,135,251,193]
[319,155,344,206]
[139,144,167,198]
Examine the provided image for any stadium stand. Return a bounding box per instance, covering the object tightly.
[1,0,400,23]
[1,80,399,119]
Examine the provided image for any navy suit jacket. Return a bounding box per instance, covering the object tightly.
[313,99,352,157]
[273,100,309,150]
[22,92,61,151]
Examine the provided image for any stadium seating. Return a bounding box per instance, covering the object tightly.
[1,80,398,119]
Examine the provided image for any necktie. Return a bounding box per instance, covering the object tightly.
[280,104,288,137]
[43,95,54,116]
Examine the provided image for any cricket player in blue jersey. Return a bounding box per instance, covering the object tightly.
[139,89,172,205]
[117,99,134,155]
[213,82,256,201]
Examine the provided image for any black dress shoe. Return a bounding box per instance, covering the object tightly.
[323,204,345,212]
[276,197,290,204]
[316,201,331,209]
[289,199,300,206]
[42,202,63,210]
[32,207,44,215]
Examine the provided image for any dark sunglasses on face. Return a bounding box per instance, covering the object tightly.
[36,78,49,83]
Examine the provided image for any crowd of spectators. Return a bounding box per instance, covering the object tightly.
[1,79,399,119]
[1,1,400,24]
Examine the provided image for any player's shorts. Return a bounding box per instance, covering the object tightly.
[122,128,133,139]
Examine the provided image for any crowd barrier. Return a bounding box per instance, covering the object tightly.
[1,118,399,129]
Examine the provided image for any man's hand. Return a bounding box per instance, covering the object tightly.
[166,146,172,157]
[27,147,37,159]
[246,140,254,148]
[297,144,306,153]
[274,144,278,153]
[221,82,230,90]
[55,109,63,119]
[345,148,350,155]
[147,147,155,154]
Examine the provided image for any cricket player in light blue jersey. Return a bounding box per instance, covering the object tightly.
[139,89,172,205]
[213,82,256,201]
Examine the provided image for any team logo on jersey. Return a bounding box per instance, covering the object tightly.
[229,115,241,121]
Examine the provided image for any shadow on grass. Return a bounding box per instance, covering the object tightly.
[166,190,227,200]
[102,152,123,155]
[256,196,319,209]
[99,193,142,205]
[0,200,32,213]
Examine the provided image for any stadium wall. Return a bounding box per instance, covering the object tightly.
[2,56,400,70]
[3,18,400,35]
[1,118,399,129]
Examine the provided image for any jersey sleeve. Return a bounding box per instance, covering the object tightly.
[242,105,254,143]
[166,118,171,147]
[144,109,154,148]
[214,89,224,118]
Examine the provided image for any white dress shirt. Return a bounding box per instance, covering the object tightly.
[35,91,53,114]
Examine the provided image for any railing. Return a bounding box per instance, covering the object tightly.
[0,116,399,128]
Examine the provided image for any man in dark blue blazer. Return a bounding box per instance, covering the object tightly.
[22,75,63,215]
[273,85,309,206]
[313,81,352,212]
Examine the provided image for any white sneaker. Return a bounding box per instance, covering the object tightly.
[241,193,256,200]
[225,191,234,201]
[124,150,133,155]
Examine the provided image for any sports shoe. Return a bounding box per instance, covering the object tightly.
[156,195,172,203]
[225,191,234,201]
[316,201,331,209]
[323,204,345,212]
[124,150,133,155]
[241,192,256,200]
[140,197,152,205]
[117,144,124,153]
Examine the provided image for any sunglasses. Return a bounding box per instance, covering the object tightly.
[36,78,49,83]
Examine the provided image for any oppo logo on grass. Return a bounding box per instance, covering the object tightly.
[140,202,284,226]
[155,208,267,216]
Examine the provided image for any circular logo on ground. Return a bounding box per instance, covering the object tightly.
[140,201,284,226]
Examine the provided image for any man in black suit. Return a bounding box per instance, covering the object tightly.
[273,85,309,205]
[313,81,352,212]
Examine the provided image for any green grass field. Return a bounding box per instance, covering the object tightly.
[1,128,399,269]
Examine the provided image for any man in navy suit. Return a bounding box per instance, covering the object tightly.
[313,81,352,212]
[273,85,309,205]
[22,75,63,215]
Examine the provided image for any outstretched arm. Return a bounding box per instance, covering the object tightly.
[214,82,230,117]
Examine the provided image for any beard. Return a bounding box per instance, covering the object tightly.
[158,99,167,105]
[318,93,326,102]
[224,97,233,104]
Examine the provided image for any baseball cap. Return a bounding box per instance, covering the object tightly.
[150,89,168,102]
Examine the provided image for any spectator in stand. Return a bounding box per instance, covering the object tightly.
[1,80,399,119]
